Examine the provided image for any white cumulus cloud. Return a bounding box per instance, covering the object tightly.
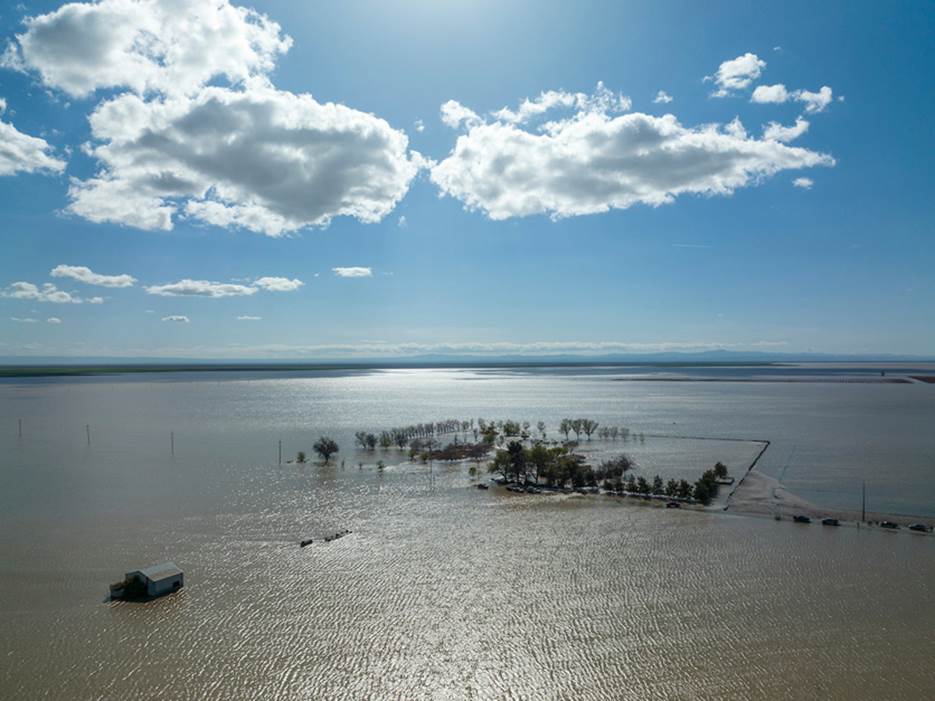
[146,279,257,298]
[253,276,303,292]
[751,84,834,113]
[751,83,790,103]
[440,99,482,129]
[708,53,766,96]
[10,316,37,323]
[793,177,814,189]
[490,83,631,124]
[653,90,673,104]
[46,316,62,324]
[796,86,833,113]
[50,264,136,287]
[2,0,292,98]
[67,82,423,236]
[146,275,304,297]
[332,267,372,278]
[763,117,809,143]
[430,88,834,221]
[0,108,66,176]
[237,315,261,321]
[2,281,82,303]
[161,315,190,323]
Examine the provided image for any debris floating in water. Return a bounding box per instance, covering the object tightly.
[299,530,351,548]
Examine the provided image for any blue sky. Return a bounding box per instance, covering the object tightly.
[0,0,932,359]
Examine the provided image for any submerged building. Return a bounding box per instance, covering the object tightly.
[110,562,184,600]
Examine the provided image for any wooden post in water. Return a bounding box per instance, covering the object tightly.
[861,480,866,522]
[278,439,282,466]
[86,424,91,446]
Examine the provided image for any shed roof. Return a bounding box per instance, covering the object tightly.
[137,562,182,581]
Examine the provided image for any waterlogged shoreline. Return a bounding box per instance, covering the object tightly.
[371,434,934,528]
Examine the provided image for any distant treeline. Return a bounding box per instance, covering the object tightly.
[353,417,644,453]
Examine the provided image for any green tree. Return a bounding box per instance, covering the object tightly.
[713,461,728,479]
[488,450,512,481]
[502,420,521,437]
[652,475,664,495]
[355,431,369,450]
[296,451,307,464]
[693,479,712,504]
[527,443,552,484]
[395,430,410,450]
[506,440,527,482]
[665,479,679,497]
[582,419,599,440]
[677,480,693,499]
[636,476,650,494]
[313,437,339,463]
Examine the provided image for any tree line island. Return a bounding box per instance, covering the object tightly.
[290,417,733,506]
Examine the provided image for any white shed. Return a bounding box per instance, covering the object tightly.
[119,562,184,598]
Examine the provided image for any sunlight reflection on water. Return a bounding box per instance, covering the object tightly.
[1,369,934,698]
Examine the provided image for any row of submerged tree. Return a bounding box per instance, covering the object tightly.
[296,419,721,502]
[354,419,473,451]
[352,417,645,453]
[487,440,730,505]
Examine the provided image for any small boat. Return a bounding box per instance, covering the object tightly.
[880,521,900,530]
[299,538,314,547]
[793,515,811,524]
[666,501,681,509]
[908,523,930,533]
[821,517,839,526]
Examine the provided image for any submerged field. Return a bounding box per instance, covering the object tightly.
[1,366,934,699]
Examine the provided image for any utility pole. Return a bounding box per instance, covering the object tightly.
[171,431,175,456]
[18,418,22,438]
[86,424,91,446]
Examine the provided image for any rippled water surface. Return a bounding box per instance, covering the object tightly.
[1,368,934,699]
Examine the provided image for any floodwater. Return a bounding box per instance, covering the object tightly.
[1,366,934,699]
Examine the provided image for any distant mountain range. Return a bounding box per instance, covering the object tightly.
[1,350,933,367]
